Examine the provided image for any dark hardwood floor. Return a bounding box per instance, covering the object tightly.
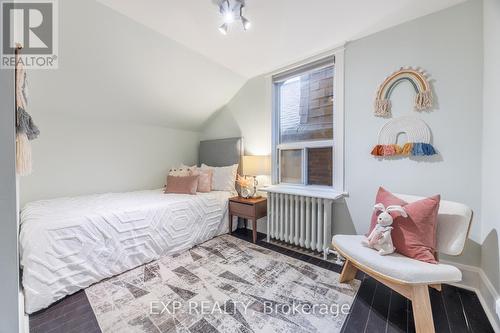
[29,289,100,333]
[29,228,494,333]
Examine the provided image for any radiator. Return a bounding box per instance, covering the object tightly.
[266,192,333,260]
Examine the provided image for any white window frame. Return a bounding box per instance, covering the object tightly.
[271,47,345,195]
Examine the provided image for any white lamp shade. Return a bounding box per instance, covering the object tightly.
[242,155,271,176]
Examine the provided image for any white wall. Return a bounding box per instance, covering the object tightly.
[202,75,273,156]
[21,115,199,204]
[0,68,21,332]
[481,0,500,293]
[344,0,483,266]
[201,0,484,266]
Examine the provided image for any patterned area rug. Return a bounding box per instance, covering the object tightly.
[86,235,360,333]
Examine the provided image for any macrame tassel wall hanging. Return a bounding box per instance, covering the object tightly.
[371,116,437,157]
[374,67,433,117]
[16,130,31,175]
[15,45,40,176]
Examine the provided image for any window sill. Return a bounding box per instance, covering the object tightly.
[261,185,346,200]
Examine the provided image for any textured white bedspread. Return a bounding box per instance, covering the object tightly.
[20,189,234,314]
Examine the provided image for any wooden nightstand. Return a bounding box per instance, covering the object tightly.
[228,196,267,243]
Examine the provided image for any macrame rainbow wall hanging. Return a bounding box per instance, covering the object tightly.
[374,67,433,117]
[371,116,437,157]
[371,67,437,158]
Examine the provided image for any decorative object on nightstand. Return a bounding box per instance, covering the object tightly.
[240,187,252,199]
[242,155,271,198]
[236,175,253,198]
[228,196,267,243]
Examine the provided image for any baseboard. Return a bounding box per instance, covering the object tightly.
[441,260,500,332]
[19,289,29,333]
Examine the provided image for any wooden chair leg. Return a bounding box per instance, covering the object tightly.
[411,285,435,333]
[339,260,358,283]
[429,284,442,292]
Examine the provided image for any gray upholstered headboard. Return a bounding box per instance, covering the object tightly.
[199,137,243,171]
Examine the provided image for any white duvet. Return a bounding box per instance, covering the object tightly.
[20,189,234,314]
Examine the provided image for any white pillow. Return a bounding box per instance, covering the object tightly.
[201,163,238,191]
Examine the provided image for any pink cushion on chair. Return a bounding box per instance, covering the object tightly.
[164,175,199,195]
[369,187,441,264]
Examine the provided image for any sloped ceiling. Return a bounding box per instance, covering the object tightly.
[30,0,245,130]
[96,0,466,78]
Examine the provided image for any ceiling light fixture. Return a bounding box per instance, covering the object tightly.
[241,16,251,31]
[221,1,234,24]
[218,0,251,34]
[218,23,228,35]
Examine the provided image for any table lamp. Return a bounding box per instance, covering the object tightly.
[242,155,271,198]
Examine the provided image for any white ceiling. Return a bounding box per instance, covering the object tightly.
[96,0,465,78]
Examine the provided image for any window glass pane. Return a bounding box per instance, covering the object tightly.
[279,65,334,143]
[307,147,332,186]
[280,149,302,184]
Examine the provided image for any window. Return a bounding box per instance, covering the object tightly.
[280,149,302,184]
[279,66,334,143]
[272,52,344,192]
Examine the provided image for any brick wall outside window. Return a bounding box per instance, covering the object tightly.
[280,66,334,143]
[307,147,332,186]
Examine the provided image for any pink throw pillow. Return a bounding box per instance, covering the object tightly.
[191,169,213,193]
[165,175,199,195]
[165,166,192,188]
[369,187,440,264]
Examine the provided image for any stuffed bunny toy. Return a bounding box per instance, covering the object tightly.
[363,203,407,255]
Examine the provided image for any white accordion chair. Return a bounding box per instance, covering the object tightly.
[332,194,473,333]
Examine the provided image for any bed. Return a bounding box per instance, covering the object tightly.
[20,137,242,314]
